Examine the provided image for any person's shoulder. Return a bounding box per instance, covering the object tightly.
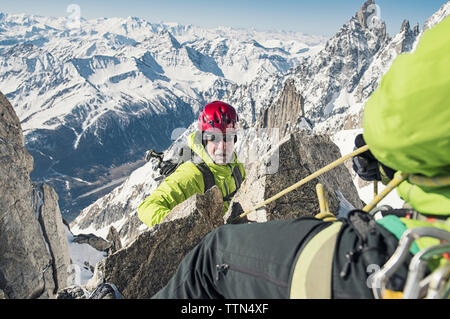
[168,161,203,181]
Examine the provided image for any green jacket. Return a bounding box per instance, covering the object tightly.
[363,17,450,271]
[363,16,450,216]
[138,131,246,227]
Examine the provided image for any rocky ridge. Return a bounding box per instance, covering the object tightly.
[0,91,70,299]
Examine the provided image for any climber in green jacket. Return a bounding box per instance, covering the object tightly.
[152,16,450,299]
[138,101,246,228]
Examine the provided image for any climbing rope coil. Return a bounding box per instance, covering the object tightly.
[231,145,450,299]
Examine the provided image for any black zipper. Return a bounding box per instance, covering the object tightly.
[216,264,229,280]
[216,263,289,288]
[340,245,362,279]
[339,245,385,279]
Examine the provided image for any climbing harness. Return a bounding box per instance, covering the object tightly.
[290,221,342,298]
[370,227,450,299]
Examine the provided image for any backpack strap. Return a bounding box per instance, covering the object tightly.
[196,162,244,202]
[195,162,216,193]
[347,210,378,243]
[232,164,243,190]
[223,165,243,202]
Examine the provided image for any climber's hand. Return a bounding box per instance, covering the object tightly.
[352,134,381,181]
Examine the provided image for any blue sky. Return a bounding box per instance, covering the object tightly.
[1,0,447,36]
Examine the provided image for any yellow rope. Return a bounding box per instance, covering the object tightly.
[231,145,370,223]
[315,183,337,221]
[408,174,450,187]
[316,183,328,214]
[362,172,409,213]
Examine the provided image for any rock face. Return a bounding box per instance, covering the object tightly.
[35,183,72,296]
[72,233,112,252]
[260,79,305,138]
[0,92,70,299]
[94,186,224,298]
[106,226,123,254]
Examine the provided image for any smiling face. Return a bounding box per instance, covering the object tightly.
[204,131,236,165]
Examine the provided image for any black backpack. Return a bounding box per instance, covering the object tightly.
[331,210,412,298]
[144,146,243,200]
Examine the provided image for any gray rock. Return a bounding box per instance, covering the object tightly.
[259,79,305,138]
[227,131,364,222]
[106,226,122,254]
[98,185,224,298]
[0,92,70,298]
[72,233,112,252]
[36,183,72,297]
[56,285,89,299]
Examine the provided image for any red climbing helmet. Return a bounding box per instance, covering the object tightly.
[198,101,239,133]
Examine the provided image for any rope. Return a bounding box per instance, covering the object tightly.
[362,173,449,214]
[362,172,409,213]
[315,183,337,222]
[230,145,370,223]
[408,174,450,187]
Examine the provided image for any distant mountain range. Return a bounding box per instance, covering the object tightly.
[0,11,325,220]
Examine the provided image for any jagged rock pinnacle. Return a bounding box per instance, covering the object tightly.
[401,19,411,33]
[356,0,385,31]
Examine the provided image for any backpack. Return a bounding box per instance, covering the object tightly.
[144,146,243,199]
[331,210,412,298]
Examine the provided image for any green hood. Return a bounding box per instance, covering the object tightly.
[363,16,450,216]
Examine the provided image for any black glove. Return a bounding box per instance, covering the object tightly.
[352,134,382,181]
[352,134,396,182]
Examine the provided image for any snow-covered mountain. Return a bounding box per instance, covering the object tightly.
[70,0,450,250]
[0,12,325,220]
